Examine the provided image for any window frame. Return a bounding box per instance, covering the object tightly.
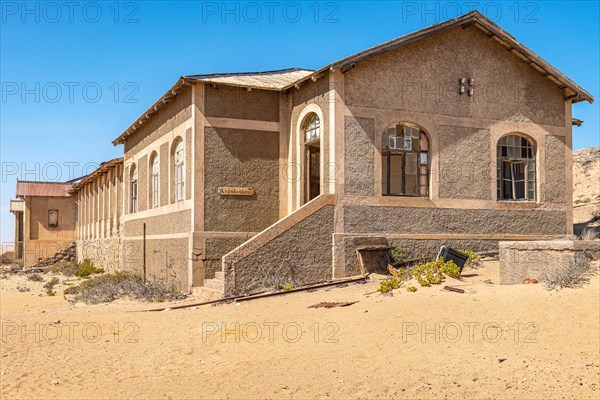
[150,153,159,208]
[382,123,430,197]
[496,134,536,202]
[173,139,184,202]
[48,209,59,228]
[130,164,138,213]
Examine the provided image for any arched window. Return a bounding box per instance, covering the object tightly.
[382,122,429,196]
[149,152,159,208]
[304,113,320,143]
[173,139,184,202]
[497,134,536,201]
[130,164,138,213]
[303,113,321,202]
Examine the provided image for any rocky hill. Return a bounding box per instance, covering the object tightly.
[573,147,600,234]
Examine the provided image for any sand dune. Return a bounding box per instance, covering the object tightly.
[1,261,598,399]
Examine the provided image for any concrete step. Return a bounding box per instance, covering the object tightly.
[203,278,224,291]
[214,271,224,280]
[192,285,224,302]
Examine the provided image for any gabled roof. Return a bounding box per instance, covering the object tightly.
[286,10,594,104]
[112,68,312,145]
[113,10,592,146]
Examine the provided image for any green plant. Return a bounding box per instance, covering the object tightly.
[74,259,104,278]
[282,283,293,292]
[391,247,407,263]
[458,249,481,266]
[63,285,80,295]
[439,260,461,278]
[378,277,402,293]
[406,286,417,292]
[48,262,78,276]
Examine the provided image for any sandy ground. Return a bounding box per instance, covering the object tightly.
[1,262,599,400]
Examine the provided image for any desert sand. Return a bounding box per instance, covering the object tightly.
[1,261,598,400]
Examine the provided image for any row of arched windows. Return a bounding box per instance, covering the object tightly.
[129,137,185,213]
[300,113,537,202]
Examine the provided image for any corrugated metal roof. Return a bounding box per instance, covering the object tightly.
[186,68,313,90]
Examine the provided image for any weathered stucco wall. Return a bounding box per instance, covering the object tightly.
[203,127,279,232]
[344,26,565,126]
[344,116,375,196]
[438,126,492,199]
[23,195,78,267]
[204,85,279,122]
[122,237,189,290]
[344,206,567,235]
[123,209,191,236]
[124,87,192,155]
[544,135,567,203]
[203,236,247,279]
[228,205,335,296]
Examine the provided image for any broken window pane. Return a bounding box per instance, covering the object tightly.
[497,135,536,201]
[48,210,58,228]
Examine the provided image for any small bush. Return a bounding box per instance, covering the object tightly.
[406,286,417,292]
[17,286,31,292]
[378,277,402,293]
[580,227,599,241]
[63,286,80,296]
[391,247,407,263]
[43,277,59,289]
[27,273,44,282]
[409,259,461,287]
[458,249,481,267]
[48,262,78,276]
[74,259,104,278]
[282,283,293,292]
[542,253,598,290]
[75,271,184,304]
[43,277,59,295]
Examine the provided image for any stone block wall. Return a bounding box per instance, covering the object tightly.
[499,240,600,284]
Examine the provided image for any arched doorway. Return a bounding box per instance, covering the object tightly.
[303,113,321,203]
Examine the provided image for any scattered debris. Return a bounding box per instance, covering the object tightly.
[498,358,508,363]
[51,380,59,385]
[308,301,357,309]
[443,286,465,294]
[484,279,493,284]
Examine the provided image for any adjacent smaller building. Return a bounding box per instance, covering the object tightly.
[10,180,78,267]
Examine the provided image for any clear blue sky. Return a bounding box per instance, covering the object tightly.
[1,1,598,247]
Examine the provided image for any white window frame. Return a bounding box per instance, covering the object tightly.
[174,140,184,202]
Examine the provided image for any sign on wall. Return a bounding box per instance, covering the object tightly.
[217,187,255,196]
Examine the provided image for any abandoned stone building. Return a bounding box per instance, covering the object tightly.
[10,11,593,297]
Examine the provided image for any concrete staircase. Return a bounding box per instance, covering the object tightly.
[192,270,225,301]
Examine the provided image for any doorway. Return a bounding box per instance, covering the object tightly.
[305,143,320,202]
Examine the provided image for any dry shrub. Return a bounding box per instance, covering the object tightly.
[580,227,599,241]
[74,271,185,304]
[542,252,599,290]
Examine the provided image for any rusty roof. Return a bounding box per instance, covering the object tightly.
[16,181,73,198]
